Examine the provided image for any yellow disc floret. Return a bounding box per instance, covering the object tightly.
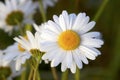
[18,44,25,52]
[58,30,80,50]
[18,36,27,52]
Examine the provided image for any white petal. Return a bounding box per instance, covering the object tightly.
[81,38,104,48]
[53,15,59,25]
[62,10,69,29]
[42,48,60,61]
[40,42,58,52]
[47,20,62,34]
[79,46,96,60]
[74,49,88,64]
[82,46,101,56]
[14,37,29,50]
[26,31,35,48]
[66,52,73,68]
[59,14,66,31]
[11,0,17,10]
[61,59,67,72]
[82,32,101,38]
[80,21,96,34]
[51,52,65,67]
[15,59,22,71]
[33,23,40,32]
[72,13,86,30]
[70,61,76,73]
[72,52,83,69]
[69,13,76,29]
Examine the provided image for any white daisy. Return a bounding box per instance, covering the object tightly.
[39,10,104,73]
[0,50,22,80]
[14,31,41,52]
[0,0,37,33]
[14,31,42,70]
[3,42,31,71]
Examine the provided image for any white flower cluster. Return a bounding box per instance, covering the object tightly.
[0,1,104,80]
[0,0,58,79]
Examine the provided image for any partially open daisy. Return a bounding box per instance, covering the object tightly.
[40,10,104,73]
[14,31,42,70]
[0,0,37,33]
[14,31,41,54]
[0,50,22,79]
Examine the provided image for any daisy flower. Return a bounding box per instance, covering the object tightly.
[14,31,42,70]
[3,42,31,71]
[0,50,22,80]
[39,10,104,73]
[0,0,37,33]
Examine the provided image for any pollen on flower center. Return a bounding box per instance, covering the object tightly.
[18,44,25,52]
[18,36,27,52]
[5,10,24,26]
[58,30,80,50]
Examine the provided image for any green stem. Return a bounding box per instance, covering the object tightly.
[51,67,59,80]
[28,68,34,80]
[39,0,47,22]
[93,0,109,21]
[74,67,80,80]
[33,69,36,80]
[15,19,24,35]
[34,49,42,80]
[24,24,32,31]
[61,69,68,80]
[21,70,26,80]
[37,70,41,80]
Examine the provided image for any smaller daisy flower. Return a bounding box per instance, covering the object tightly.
[0,0,37,33]
[14,31,42,70]
[39,10,104,73]
[14,31,41,53]
[3,42,31,71]
[0,50,22,80]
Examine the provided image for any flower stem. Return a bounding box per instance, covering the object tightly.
[28,68,34,80]
[15,19,24,35]
[93,0,109,21]
[61,69,68,80]
[51,67,59,80]
[39,0,47,22]
[74,67,80,80]
[37,70,41,80]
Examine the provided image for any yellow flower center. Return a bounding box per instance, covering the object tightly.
[5,10,24,26]
[58,30,80,50]
[18,44,25,52]
[18,36,27,52]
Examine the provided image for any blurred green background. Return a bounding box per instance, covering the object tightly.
[0,0,120,80]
